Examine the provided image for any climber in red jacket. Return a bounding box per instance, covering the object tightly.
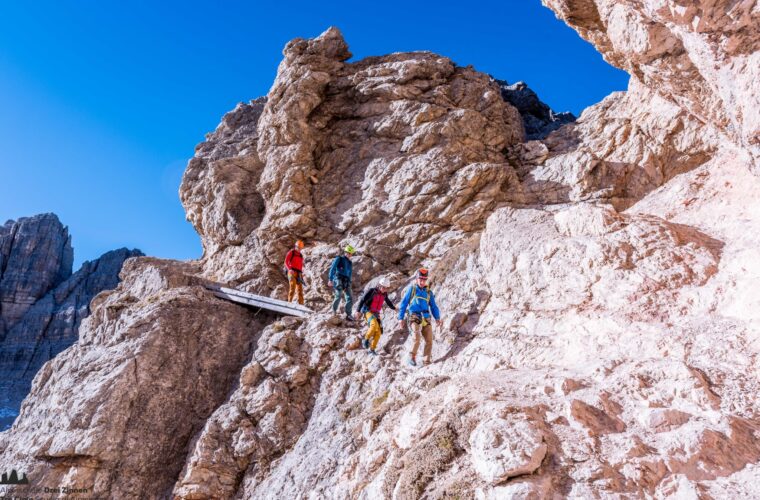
[355,277,396,355]
[284,240,305,305]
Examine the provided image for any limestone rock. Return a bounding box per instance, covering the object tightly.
[0,214,140,429]
[0,258,263,498]
[468,416,547,484]
[496,79,576,140]
[0,214,73,333]
[542,0,760,169]
[516,79,719,209]
[570,399,626,436]
[0,247,142,425]
[181,26,525,297]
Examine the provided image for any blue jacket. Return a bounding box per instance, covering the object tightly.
[329,255,352,283]
[398,284,440,320]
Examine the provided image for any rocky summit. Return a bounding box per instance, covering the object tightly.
[0,214,141,429]
[1,1,759,498]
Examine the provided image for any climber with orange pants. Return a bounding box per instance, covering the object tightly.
[355,277,396,356]
[284,240,306,305]
[398,268,441,366]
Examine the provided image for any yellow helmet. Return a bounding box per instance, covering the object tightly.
[344,244,356,254]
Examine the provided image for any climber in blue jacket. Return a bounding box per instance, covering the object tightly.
[397,268,441,366]
[328,244,356,321]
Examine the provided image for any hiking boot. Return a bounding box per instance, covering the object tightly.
[361,338,369,349]
[369,349,377,356]
[345,315,355,322]
[408,357,417,367]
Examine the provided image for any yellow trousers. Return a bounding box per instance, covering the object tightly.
[364,312,382,350]
[288,271,304,305]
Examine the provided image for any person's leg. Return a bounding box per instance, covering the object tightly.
[422,323,433,364]
[296,279,304,305]
[288,272,297,302]
[410,321,422,361]
[370,318,382,350]
[364,313,381,350]
[344,286,353,316]
[332,287,342,313]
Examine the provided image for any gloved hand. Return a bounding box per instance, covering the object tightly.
[399,320,407,330]
[328,281,333,288]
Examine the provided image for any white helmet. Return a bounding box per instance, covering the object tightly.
[378,277,391,288]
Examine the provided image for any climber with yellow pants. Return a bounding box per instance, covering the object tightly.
[284,240,306,305]
[398,268,441,366]
[355,277,396,356]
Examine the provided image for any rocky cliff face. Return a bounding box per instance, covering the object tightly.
[0,214,141,428]
[0,214,74,335]
[1,2,758,498]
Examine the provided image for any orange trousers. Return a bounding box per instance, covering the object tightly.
[288,271,304,305]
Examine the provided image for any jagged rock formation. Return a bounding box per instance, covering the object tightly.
[495,79,576,140]
[0,214,74,334]
[0,214,141,428]
[1,2,759,497]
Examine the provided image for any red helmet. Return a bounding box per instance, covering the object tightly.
[417,268,429,279]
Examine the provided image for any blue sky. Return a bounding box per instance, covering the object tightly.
[0,1,628,268]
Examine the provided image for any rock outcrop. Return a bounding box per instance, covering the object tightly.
[495,79,576,140]
[1,2,759,497]
[0,214,74,334]
[541,0,760,169]
[0,214,140,429]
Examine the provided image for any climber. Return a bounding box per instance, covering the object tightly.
[398,268,441,366]
[284,240,306,305]
[356,277,396,356]
[328,244,356,321]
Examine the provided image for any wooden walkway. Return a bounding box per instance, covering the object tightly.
[205,283,313,318]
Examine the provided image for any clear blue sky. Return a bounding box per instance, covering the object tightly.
[0,1,628,269]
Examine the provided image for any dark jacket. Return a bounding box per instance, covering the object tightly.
[357,287,396,314]
[329,255,352,286]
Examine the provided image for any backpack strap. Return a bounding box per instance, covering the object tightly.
[411,285,431,306]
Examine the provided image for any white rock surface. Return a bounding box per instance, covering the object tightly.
[469,416,547,484]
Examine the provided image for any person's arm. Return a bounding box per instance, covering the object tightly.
[397,286,411,320]
[328,257,339,283]
[284,250,293,270]
[356,289,373,313]
[385,294,396,310]
[430,290,441,321]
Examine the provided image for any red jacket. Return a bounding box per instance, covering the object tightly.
[285,249,304,272]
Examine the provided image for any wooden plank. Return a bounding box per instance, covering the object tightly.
[205,284,313,318]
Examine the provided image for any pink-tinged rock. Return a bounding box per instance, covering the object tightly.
[640,408,691,433]
[570,399,626,436]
